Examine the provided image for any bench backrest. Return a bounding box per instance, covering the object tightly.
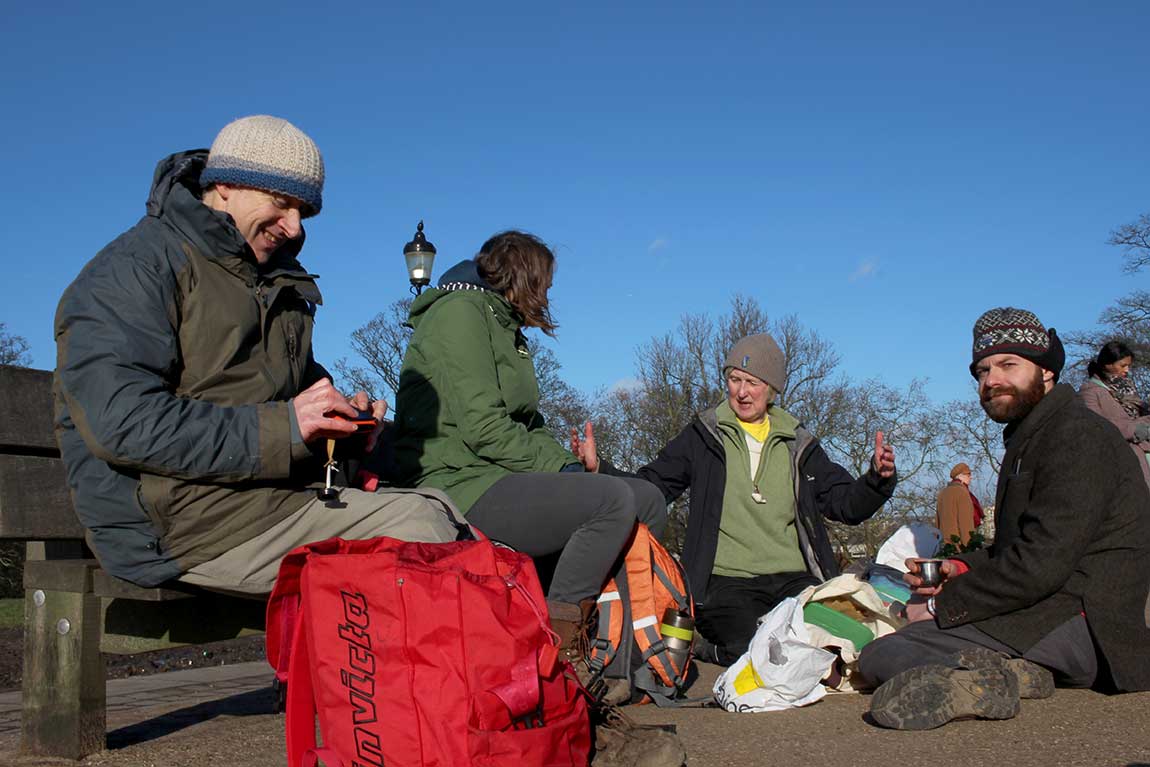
[0,365,85,539]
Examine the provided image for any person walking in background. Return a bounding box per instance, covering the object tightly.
[1079,340,1150,487]
[934,463,983,548]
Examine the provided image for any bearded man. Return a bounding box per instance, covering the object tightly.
[858,308,1150,730]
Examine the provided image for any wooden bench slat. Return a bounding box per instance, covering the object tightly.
[0,365,57,452]
[0,454,83,538]
[92,570,197,601]
[101,596,266,653]
[23,559,98,593]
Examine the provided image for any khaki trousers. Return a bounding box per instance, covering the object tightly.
[179,487,467,596]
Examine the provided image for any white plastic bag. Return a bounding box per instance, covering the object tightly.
[874,523,941,573]
[797,574,905,692]
[713,597,835,713]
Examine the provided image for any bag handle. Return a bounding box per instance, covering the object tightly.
[302,748,343,767]
[285,599,320,767]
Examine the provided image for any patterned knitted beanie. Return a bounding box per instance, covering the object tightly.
[724,333,787,394]
[200,115,324,215]
[970,307,1064,380]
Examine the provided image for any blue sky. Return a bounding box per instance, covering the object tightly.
[4,1,1148,410]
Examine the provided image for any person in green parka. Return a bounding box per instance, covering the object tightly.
[392,230,667,613]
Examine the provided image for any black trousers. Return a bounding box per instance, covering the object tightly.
[696,571,821,665]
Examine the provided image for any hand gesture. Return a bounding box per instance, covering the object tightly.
[871,430,896,478]
[292,379,359,443]
[569,420,600,473]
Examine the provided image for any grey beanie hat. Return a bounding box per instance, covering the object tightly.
[724,333,786,393]
[970,307,1065,381]
[200,115,325,215]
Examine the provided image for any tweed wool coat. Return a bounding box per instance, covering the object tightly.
[934,384,1150,691]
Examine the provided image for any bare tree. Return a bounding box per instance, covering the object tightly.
[819,379,953,560]
[1113,213,1150,275]
[528,337,592,444]
[1063,212,1150,394]
[333,298,413,402]
[0,323,31,367]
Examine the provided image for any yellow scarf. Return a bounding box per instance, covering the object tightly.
[737,415,770,442]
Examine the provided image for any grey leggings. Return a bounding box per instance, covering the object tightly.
[466,472,668,604]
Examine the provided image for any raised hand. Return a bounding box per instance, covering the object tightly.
[872,430,896,478]
[569,420,600,473]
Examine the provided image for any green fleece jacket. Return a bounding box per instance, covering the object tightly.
[713,401,806,576]
[392,260,573,512]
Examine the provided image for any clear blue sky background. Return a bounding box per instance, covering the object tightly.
[4,1,1148,409]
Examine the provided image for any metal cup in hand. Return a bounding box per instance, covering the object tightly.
[918,559,943,587]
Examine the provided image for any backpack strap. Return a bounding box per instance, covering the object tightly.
[285,597,319,767]
[302,748,343,767]
[586,585,622,677]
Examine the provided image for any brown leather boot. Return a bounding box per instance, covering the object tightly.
[549,599,633,705]
[547,598,597,665]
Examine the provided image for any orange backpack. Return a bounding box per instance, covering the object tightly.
[585,523,696,706]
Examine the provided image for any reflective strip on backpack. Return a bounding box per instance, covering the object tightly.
[587,584,621,675]
[632,615,658,631]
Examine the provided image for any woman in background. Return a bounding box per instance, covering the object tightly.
[1079,340,1150,487]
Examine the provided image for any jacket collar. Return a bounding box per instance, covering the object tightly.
[407,259,520,330]
[146,150,313,287]
[700,402,814,457]
[1001,382,1076,450]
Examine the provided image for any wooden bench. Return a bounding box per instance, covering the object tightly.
[0,365,267,759]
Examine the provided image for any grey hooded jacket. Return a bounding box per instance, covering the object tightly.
[54,150,326,586]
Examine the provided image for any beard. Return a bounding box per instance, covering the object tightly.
[980,369,1046,424]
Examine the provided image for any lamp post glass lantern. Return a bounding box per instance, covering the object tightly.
[404,221,437,295]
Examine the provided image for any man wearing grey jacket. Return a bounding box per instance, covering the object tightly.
[861,307,1150,730]
[54,115,465,595]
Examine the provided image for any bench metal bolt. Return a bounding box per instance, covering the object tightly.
[57,618,71,635]
[33,589,46,607]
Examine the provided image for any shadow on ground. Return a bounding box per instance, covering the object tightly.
[106,687,275,750]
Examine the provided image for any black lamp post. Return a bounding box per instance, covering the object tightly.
[403,221,437,295]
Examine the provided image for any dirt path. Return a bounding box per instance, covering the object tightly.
[0,627,266,692]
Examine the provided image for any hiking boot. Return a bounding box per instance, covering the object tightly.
[548,599,589,662]
[869,663,1020,730]
[591,704,686,767]
[952,647,1055,700]
[549,599,633,705]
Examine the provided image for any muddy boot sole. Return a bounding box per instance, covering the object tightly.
[592,708,685,767]
[870,664,1020,730]
[952,647,1056,700]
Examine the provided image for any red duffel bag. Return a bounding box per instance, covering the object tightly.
[266,536,591,767]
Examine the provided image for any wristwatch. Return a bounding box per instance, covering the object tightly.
[926,596,937,616]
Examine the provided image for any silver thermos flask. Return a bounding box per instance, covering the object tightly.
[660,607,695,672]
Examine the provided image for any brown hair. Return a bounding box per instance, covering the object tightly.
[476,230,557,335]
